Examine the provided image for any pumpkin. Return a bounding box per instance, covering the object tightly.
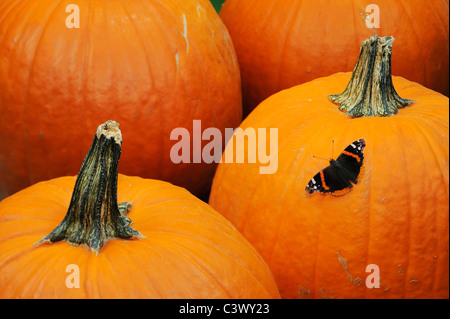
[0,0,242,200]
[209,36,449,298]
[0,121,280,299]
[219,0,449,115]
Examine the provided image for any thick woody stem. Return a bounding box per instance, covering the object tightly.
[329,36,414,117]
[34,120,142,253]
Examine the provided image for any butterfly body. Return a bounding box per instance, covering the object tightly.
[305,139,366,196]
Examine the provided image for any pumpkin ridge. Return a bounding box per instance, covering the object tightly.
[401,1,432,87]
[389,119,412,298]
[86,252,101,298]
[116,0,155,97]
[428,0,449,38]
[131,0,168,182]
[16,249,55,298]
[410,120,449,197]
[42,177,75,196]
[141,235,232,298]
[0,224,50,244]
[132,201,237,229]
[160,234,274,298]
[146,212,276,297]
[22,1,63,188]
[412,122,446,297]
[108,241,163,298]
[141,222,253,259]
[186,24,223,126]
[362,168,372,300]
[165,238,236,298]
[80,2,91,150]
[311,203,325,299]
[0,241,34,272]
[0,1,21,23]
[274,1,300,91]
[362,121,374,300]
[408,115,449,191]
[238,169,262,241]
[3,242,80,298]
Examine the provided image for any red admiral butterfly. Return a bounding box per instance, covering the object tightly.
[305,139,366,196]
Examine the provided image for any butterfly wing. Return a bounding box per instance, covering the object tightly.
[335,139,366,183]
[305,139,366,196]
[305,164,353,195]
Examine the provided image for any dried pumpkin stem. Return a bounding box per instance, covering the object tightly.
[34,120,142,253]
[329,36,414,117]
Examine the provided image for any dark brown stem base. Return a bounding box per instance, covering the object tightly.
[34,121,142,253]
[329,36,414,117]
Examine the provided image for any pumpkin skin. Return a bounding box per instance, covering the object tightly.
[209,73,449,298]
[0,174,280,299]
[0,0,242,200]
[219,0,449,115]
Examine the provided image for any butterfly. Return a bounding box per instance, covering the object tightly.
[305,139,366,196]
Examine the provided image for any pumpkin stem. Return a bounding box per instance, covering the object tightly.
[34,120,142,253]
[329,36,414,117]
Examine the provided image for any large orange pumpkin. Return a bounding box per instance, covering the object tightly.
[0,0,242,200]
[209,36,449,298]
[0,121,280,299]
[219,0,449,115]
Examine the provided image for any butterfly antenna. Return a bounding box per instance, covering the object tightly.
[312,154,328,162]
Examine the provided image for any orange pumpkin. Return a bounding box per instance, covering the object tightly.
[0,0,242,200]
[0,121,280,299]
[209,37,449,298]
[219,0,449,115]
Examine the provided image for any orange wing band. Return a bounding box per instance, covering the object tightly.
[320,171,330,190]
[343,151,361,162]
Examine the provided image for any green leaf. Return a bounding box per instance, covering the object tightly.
[210,0,225,13]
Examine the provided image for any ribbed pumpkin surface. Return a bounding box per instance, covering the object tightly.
[0,175,280,299]
[219,0,449,114]
[210,74,449,298]
[0,0,242,199]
